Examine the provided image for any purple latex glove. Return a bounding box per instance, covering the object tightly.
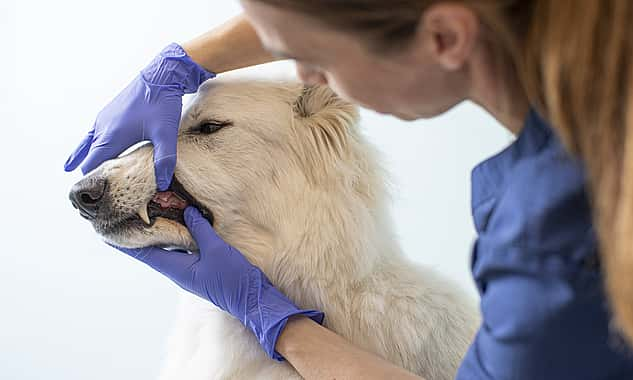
[64,43,216,191]
[115,207,324,361]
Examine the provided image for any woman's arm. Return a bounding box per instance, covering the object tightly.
[277,316,425,380]
[181,14,279,74]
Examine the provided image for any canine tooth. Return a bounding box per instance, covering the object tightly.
[137,205,151,225]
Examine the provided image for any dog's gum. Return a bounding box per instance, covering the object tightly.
[152,191,188,210]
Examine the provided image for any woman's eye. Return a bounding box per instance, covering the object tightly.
[197,121,231,134]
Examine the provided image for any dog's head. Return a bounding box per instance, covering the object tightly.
[69,80,371,259]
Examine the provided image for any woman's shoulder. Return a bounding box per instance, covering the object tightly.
[476,110,598,271]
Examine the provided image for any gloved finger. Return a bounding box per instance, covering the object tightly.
[184,206,224,253]
[64,129,94,172]
[114,245,199,278]
[152,127,179,191]
[79,141,126,175]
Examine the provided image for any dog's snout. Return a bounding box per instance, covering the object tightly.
[69,177,107,219]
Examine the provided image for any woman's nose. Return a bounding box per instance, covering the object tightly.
[296,63,327,86]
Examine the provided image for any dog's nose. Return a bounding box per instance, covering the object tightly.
[69,177,107,219]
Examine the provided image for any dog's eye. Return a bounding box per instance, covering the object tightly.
[197,120,231,135]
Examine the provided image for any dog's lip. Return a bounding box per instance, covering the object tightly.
[142,177,215,227]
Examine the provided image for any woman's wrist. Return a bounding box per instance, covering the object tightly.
[275,315,316,359]
[181,14,279,74]
[243,270,324,362]
[142,43,216,93]
[275,316,425,380]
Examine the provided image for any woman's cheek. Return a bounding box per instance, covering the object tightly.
[325,75,363,105]
[329,80,385,112]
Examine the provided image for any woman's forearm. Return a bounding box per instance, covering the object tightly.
[276,316,425,380]
[181,14,279,74]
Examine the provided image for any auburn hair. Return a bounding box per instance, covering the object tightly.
[252,0,633,344]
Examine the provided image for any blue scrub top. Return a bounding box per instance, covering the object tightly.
[456,109,633,379]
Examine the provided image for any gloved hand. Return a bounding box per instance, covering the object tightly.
[64,43,216,191]
[115,207,324,361]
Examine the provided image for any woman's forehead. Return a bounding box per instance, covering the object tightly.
[242,0,349,60]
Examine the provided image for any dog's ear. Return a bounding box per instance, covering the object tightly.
[293,85,356,120]
[290,85,382,200]
[291,85,359,164]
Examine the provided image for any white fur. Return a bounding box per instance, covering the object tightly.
[87,79,479,379]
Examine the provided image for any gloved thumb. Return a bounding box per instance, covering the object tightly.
[184,206,224,253]
[114,245,199,279]
[152,128,179,191]
[64,129,94,172]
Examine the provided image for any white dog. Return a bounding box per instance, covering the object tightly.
[70,78,479,379]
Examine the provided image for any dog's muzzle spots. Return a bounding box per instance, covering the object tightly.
[69,175,214,235]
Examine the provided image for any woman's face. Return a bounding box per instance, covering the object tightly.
[242,1,476,120]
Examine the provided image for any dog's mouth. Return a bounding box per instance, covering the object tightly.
[139,177,214,227]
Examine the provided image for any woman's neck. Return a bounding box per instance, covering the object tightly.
[468,43,529,135]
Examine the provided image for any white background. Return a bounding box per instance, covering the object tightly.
[1,1,512,379]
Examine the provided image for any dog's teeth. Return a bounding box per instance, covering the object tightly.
[137,205,151,225]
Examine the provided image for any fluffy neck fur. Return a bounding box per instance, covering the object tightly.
[221,123,403,317]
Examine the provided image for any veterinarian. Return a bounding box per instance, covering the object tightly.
[64,1,633,379]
